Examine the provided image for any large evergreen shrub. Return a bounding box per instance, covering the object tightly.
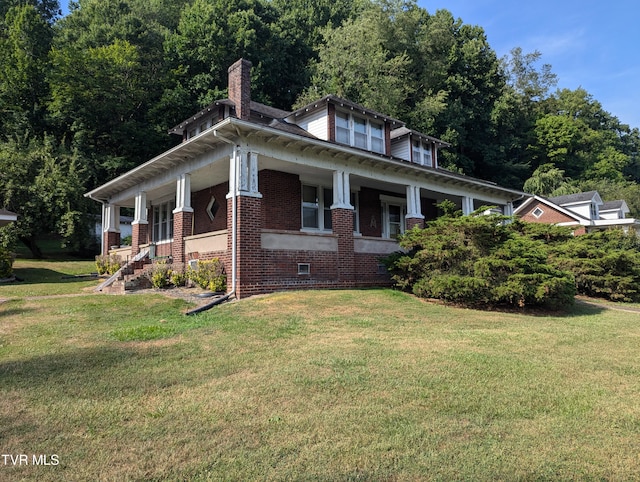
[385,207,575,309]
[551,229,640,302]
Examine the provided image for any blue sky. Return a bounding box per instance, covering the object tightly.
[420,0,640,129]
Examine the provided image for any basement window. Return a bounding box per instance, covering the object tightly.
[297,263,310,275]
[532,207,544,218]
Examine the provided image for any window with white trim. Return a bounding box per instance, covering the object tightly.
[335,111,385,154]
[302,185,333,230]
[152,200,175,242]
[532,207,544,218]
[380,196,406,239]
[351,191,360,233]
[412,139,433,167]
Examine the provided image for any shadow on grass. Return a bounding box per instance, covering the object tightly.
[10,267,98,286]
[0,345,184,399]
[0,307,34,318]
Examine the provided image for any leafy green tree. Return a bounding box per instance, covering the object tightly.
[522,163,575,196]
[0,4,53,137]
[296,5,411,117]
[49,39,151,182]
[0,136,91,257]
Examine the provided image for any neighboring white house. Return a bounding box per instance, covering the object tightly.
[0,209,17,227]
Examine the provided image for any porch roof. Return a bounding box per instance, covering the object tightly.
[86,116,526,203]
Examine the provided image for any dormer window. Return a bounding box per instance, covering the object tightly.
[335,111,384,154]
[412,140,433,167]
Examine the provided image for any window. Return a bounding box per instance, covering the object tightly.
[336,112,350,144]
[380,196,406,239]
[532,207,544,218]
[351,192,360,233]
[412,139,433,167]
[298,263,310,275]
[302,185,333,230]
[335,111,385,154]
[152,200,175,242]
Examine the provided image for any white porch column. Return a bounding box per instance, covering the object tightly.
[405,185,424,220]
[103,203,120,233]
[174,173,193,213]
[504,202,514,217]
[331,170,353,209]
[228,148,262,198]
[133,191,148,224]
[462,196,474,216]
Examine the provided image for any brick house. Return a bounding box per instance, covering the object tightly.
[515,190,639,235]
[86,59,526,298]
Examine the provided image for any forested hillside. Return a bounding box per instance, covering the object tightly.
[2,0,639,256]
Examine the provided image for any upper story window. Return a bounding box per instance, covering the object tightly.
[335,111,385,154]
[186,118,213,140]
[412,139,433,167]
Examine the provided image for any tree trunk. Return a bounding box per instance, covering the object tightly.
[19,236,43,259]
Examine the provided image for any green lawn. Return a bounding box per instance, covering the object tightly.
[1,276,640,479]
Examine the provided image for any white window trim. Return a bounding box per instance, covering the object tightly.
[335,110,385,154]
[152,199,176,243]
[412,139,433,167]
[301,184,333,232]
[532,206,544,219]
[380,195,407,239]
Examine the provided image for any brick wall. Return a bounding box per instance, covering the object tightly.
[103,231,120,255]
[332,208,355,282]
[131,222,148,255]
[519,202,577,225]
[172,210,193,265]
[192,183,228,235]
[259,170,301,230]
[359,187,383,237]
[406,217,424,230]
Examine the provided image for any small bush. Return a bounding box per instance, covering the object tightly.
[170,270,187,287]
[148,261,171,289]
[187,258,226,292]
[95,254,123,275]
[0,248,15,278]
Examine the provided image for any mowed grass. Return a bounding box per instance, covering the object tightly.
[0,259,99,297]
[1,286,640,480]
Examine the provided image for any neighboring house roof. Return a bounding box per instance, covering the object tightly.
[514,195,589,224]
[549,190,602,207]
[0,208,18,227]
[600,200,628,213]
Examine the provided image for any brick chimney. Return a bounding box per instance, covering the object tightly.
[228,58,252,121]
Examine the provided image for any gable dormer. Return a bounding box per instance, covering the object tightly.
[390,127,450,168]
[288,95,403,156]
